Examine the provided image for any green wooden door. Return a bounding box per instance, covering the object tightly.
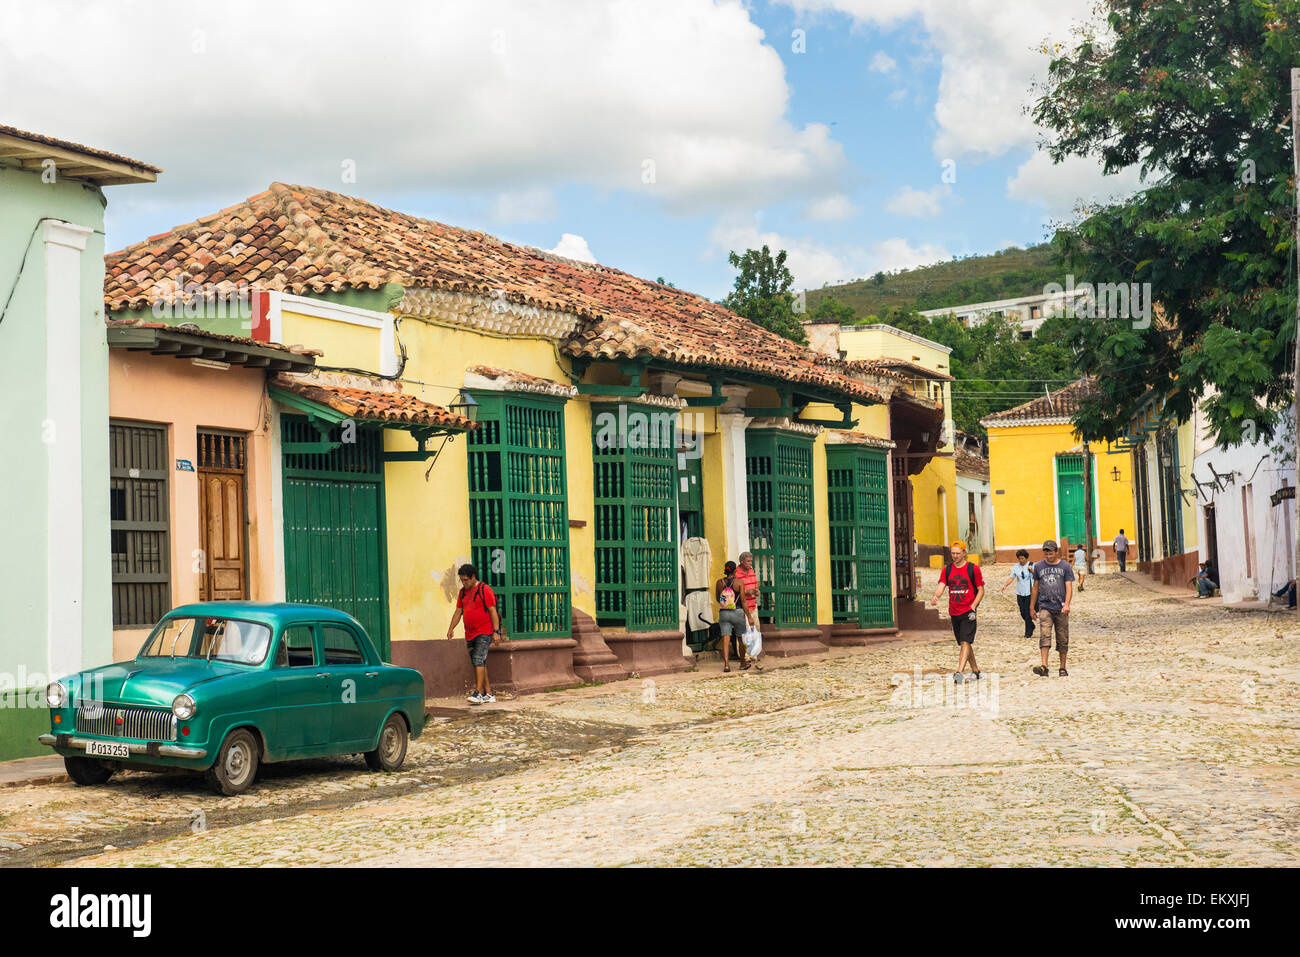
[828,446,894,629]
[746,430,816,627]
[1056,454,1094,546]
[467,393,571,639]
[593,403,678,630]
[281,415,390,659]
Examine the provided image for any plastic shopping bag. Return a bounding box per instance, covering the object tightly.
[742,625,762,658]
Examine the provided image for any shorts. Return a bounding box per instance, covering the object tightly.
[1037,609,1069,652]
[950,611,976,645]
[466,633,493,666]
[718,608,747,636]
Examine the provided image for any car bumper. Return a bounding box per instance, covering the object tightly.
[38,733,208,760]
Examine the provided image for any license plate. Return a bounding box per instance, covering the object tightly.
[85,740,130,759]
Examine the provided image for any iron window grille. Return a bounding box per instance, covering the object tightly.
[110,420,170,627]
[745,430,816,627]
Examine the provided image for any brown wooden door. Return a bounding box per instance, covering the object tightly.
[197,431,248,601]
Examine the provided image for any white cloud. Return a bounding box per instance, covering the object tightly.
[884,184,950,218]
[708,216,948,291]
[1006,152,1144,222]
[803,194,858,221]
[548,233,598,263]
[492,188,557,223]
[869,51,898,73]
[781,0,1095,159]
[1,0,848,216]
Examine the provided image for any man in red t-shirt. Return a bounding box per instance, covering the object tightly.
[446,563,502,704]
[928,540,985,684]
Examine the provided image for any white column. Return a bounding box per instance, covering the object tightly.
[379,313,399,376]
[269,406,287,601]
[718,413,752,558]
[44,220,93,679]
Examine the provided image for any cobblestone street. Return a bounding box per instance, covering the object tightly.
[2,568,1296,867]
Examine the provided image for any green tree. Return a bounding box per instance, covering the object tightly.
[1033,0,1300,446]
[723,245,808,344]
[808,295,857,324]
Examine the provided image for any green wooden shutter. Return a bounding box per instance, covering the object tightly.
[593,404,678,630]
[746,430,816,627]
[467,393,571,639]
[828,446,894,629]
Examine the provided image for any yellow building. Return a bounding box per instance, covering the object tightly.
[106,183,919,696]
[980,380,1137,564]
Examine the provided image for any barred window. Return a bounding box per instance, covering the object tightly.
[110,421,170,627]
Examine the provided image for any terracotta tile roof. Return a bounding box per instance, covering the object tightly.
[105,183,880,404]
[0,124,160,180]
[955,447,990,478]
[465,365,577,398]
[981,378,1095,426]
[272,374,474,431]
[106,318,318,356]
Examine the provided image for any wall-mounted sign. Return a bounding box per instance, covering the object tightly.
[176,459,195,472]
[1270,485,1295,507]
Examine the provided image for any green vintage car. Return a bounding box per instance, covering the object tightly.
[39,602,426,795]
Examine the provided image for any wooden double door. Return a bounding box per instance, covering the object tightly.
[197,430,249,602]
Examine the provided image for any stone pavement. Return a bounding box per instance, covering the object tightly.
[1,567,1295,867]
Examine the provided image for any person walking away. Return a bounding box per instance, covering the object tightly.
[715,561,758,672]
[1113,529,1130,573]
[446,563,502,704]
[928,540,984,684]
[734,551,763,670]
[999,548,1035,638]
[1073,543,1087,591]
[1029,540,1074,677]
[1191,563,1218,598]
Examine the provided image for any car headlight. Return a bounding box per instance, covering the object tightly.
[172,693,197,720]
[46,682,68,709]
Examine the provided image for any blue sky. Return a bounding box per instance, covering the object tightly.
[7,0,1135,303]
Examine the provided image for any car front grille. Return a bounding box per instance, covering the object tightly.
[76,703,176,741]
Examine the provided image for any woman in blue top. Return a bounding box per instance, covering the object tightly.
[999,548,1036,638]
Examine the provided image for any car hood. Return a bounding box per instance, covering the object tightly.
[73,658,249,707]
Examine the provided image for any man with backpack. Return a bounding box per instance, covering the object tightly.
[446,563,503,704]
[928,540,984,684]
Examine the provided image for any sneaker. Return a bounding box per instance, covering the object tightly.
[953,672,965,684]
[480,692,496,704]
[970,670,982,681]
[467,691,484,705]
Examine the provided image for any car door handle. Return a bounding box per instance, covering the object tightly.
[365,671,379,677]
[315,672,331,678]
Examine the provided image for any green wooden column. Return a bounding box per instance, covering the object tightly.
[745,429,816,627]
[466,392,571,639]
[828,445,894,629]
[592,402,679,630]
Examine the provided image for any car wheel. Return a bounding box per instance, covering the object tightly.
[204,729,260,796]
[64,756,117,786]
[364,714,408,772]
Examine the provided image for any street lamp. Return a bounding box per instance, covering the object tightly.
[1111,466,1121,482]
[449,390,479,424]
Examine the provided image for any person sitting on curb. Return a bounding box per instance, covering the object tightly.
[928,540,984,684]
[1030,539,1073,677]
[1191,563,1219,598]
[1274,579,1297,608]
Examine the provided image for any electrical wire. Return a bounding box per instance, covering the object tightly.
[0,217,57,327]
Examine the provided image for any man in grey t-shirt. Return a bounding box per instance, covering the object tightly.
[1029,539,1074,677]
[1113,529,1130,573]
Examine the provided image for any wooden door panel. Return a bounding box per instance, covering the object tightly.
[199,470,247,601]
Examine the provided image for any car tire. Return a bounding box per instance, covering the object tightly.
[364,714,408,772]
[64,756,117,786]
[204,728,260,796]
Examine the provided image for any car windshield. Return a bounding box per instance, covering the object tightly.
[138,617,272,665]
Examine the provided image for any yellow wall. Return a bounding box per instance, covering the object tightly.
[986,422,1137,555]
[910,455,959,549]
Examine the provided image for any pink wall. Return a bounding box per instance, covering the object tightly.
[108,351,278,660]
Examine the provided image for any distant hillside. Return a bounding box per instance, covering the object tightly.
[805,244,1060,318]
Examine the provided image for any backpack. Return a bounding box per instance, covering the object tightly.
[719,578,738,610]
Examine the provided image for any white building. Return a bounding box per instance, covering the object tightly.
[1191,411,1296,604]
[954,431,992,557]
[918,289,1089,339]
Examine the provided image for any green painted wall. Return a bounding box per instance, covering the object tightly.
[0,162,110,759]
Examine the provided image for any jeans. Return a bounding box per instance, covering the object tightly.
[1117,552,1127,572]
[1016,594,1035,637]
[1196,578,1218,597]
